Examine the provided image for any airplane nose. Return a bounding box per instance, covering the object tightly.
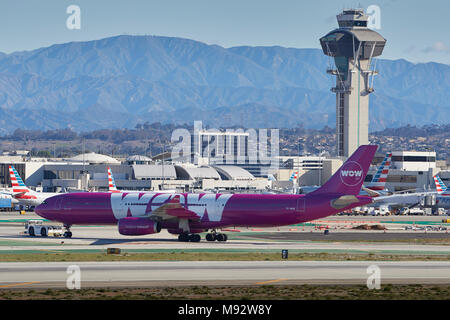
[35,202,50,219]
[34,203,43,215]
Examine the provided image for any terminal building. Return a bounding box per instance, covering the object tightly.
[365,151,444,192]
[0,149,448,196]
[180,128,278,178]
[0,152,269,193]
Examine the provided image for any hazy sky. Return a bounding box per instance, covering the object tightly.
[0,0,448,64]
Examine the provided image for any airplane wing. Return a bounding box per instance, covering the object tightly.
[150,195,200,221]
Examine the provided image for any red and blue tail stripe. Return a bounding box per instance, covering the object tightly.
[434,175,447,193]
[366,152,391,191]
[107,167,120,193]
[289,171,298,182]
[9,165,29,193]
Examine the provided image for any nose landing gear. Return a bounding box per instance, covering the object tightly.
[63,224,72,238]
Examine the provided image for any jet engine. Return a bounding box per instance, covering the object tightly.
[118,217,161,236]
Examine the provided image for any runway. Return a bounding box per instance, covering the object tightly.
[0,213,449,255]
[0,228,449,255]
[0,212,448,288]
[0,261,449,288]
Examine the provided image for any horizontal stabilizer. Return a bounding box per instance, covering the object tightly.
[12,191,27,198]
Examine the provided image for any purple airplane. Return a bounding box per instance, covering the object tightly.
[35,145,377,242]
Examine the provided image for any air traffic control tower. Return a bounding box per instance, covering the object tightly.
[320,9,386,157]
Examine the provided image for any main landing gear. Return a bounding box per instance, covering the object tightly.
[176,229,228,242]
[63,224,72,238]
[178,233,201,242]
[205,230,227,242]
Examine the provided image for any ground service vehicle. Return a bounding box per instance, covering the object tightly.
[24,220,63,237]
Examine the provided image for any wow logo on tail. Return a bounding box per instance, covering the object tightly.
[340,161,364,186]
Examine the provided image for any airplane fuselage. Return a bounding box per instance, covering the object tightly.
[36,192,372,231]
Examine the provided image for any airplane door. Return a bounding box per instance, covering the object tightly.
[296,198,305,215]
[118,199,127,217]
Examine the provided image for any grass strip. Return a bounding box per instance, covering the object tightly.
[0,284,449,300]
[0,251,449,262]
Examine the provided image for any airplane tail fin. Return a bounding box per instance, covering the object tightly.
[107,167,120,193]
[289,171,298,182]
[366,152,392,191]
[434,175,447,193]
[9,165,30,194]
[310,145,378,196]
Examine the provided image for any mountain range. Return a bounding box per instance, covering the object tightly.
[0,35,448,134]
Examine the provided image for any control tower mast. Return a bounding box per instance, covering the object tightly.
[320,9,386,157]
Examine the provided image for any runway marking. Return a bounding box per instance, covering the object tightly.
[255,278,288,285]
[0,281,41,288]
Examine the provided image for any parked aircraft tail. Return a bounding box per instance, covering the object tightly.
[289,171,298,182]
[434,175,447,193]
[107,167,120,193]
[366,152,392,191]
[9,165,30,194]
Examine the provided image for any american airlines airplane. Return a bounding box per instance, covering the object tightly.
[433,175,450,209]
[361,152,392,197]
[371,174,447,210]
[35,145,377,241]
[8,165,61,207]
[107,167,120,193]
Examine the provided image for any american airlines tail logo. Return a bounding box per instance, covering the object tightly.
[340,161,364,187]
[107,167,120,192]
[9,165,29,192]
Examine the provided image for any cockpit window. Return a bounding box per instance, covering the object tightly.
[42,200,48,205]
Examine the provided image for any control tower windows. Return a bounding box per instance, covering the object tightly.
[353,21,367,27]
